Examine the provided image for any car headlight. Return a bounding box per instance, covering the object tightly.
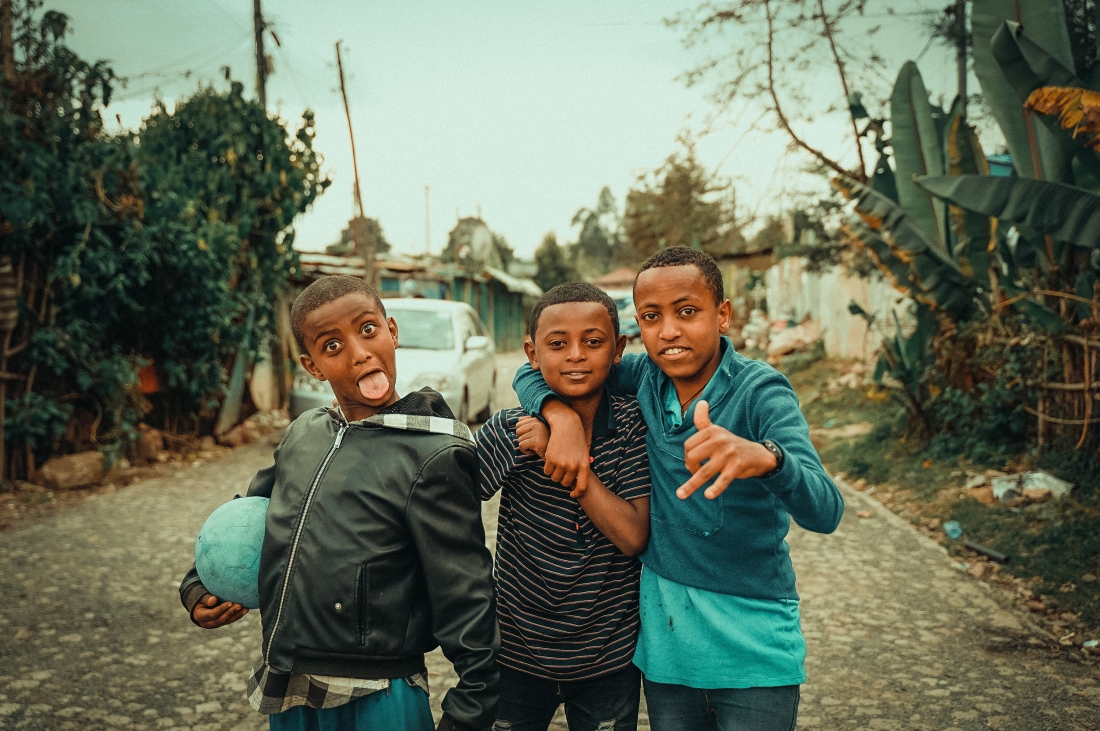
[409,372,454,393]
[293,368,328,393]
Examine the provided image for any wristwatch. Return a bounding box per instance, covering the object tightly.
[759,440,784,478]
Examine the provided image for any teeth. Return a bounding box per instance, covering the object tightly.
[664,348,686,355]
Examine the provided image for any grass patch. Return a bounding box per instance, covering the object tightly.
[788,359,1100,629]
[948,449,1100,627]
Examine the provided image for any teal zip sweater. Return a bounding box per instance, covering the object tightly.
[513,339,843,600]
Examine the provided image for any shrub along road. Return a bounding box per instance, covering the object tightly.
[1,353,1098,730]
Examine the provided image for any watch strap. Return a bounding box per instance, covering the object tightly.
[759,439,784,479]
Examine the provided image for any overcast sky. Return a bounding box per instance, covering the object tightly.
[55,0,958,259]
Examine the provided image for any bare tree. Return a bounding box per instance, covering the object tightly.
[671,0,895,183]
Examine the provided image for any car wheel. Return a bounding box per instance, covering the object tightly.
[458,389,469,424]
[476,374,497,423]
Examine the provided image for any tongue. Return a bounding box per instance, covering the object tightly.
[358,371,390,400]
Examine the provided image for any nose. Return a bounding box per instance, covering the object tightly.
[565,340,586,362]
[658,317,680,341]
[348,338,372,365]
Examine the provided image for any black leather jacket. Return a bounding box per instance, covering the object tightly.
[180,391,499,730]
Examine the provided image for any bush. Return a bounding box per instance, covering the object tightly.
[0,4,326,477]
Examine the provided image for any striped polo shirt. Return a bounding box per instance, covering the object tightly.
[476,393,651,681]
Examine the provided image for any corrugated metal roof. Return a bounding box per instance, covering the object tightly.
[483,266,543,298]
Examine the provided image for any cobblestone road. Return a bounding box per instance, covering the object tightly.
[2,352,1099,730]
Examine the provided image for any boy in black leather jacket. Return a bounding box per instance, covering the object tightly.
[179,276,499,731]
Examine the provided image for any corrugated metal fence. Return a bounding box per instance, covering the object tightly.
[764,257,907,361]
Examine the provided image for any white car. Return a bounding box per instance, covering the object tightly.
[290,298,497,423]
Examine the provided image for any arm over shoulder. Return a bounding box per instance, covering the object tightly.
[512,353,652,416]
[406,442,499,729]
[749,369,844,534]
[474,411,516,501]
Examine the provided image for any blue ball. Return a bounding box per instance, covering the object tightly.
[195,496,269,610]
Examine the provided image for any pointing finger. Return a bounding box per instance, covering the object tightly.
[703,470,737,500]
[677,460,719,499]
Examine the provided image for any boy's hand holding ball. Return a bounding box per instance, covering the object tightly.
[678,401,779,500]
[191,593,248,629]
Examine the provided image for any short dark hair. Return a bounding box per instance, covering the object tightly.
[291,275,386,353]
[528,282,619,339]
[634,247,725,305]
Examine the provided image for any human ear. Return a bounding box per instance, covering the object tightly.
[613,334,627,364]
[717,299,733,334]
[523,338,540,371]
[300,353,326,382]
[387,316,399,348]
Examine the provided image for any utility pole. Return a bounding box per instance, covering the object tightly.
[955,0,967,114]
[336,41,374,284]
[422,185,431,256]
[253,0,267,109]
[1,0,14,84]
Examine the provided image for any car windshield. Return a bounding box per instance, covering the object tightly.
[387,307,455,350]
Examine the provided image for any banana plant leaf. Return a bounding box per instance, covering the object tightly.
[991,21,1100,183]
[873,303,935,428]
[890,62,947,248]
[844,220,913,294]
[870,150,898,203]
[914,174,1100,248]
[1076,270,1099,320]
[972,0,1036,179]
[836,179,981,321]
[998,278,1067,333]
[1026,86,1100,150]
[944,99,993,286]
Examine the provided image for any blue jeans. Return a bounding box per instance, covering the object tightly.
[494,664,641,731]
[642,677,799,731]
[268,680,433,731]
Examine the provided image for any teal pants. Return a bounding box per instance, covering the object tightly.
[268,681,434,731]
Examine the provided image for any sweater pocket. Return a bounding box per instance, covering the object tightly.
[355,563,369,647]
[651,442,723,536]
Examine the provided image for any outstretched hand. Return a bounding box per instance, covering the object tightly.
[191,593,248,629]
[677,400,779,500]
[516,416,550,458]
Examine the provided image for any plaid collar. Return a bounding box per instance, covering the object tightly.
[328,406,474,443]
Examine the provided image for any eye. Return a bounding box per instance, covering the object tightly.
[680,307,697,317]
[641,312,658,322]
[586,338,603,347]
[323,340,340,353]
[361,322,376,336]
[548,339,566,348]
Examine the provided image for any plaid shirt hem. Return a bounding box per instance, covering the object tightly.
[247,659,429,715]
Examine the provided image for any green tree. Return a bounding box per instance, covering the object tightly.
[131,79,328,414]
[441,217,511,271]
[326,216,391,256]
[533,232,577,293]
[623,138,742,260]
[0,3,327,478]
[570,186,636,275]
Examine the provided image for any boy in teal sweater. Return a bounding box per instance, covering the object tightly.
[513,247,843,731]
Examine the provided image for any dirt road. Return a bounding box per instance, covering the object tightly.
[2,351,1098,730]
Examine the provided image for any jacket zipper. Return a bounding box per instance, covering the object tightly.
[263,425,348,663]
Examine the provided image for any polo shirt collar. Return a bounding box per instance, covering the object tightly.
[592,389,617,439]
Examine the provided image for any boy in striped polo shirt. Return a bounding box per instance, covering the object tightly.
[476,282,651,731]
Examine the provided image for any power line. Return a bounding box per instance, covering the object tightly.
[266,19,312,109]
[112,36,251,103]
